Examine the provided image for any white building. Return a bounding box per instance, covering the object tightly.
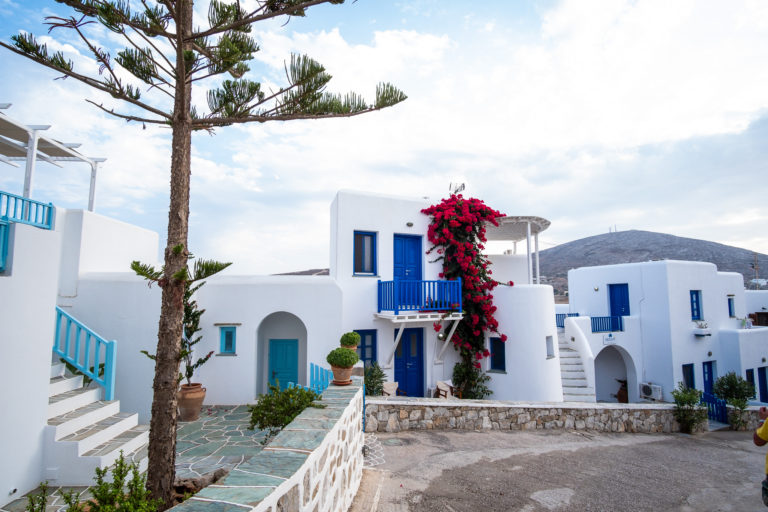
[564,260,768,404]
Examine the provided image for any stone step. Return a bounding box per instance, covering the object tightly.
[563,386,595,394]
[562,378,588,386]
[559,352,580,359]
[563,394,596,403]
[82,425,149,461]
[561,370,586,379]
[48,387,101,420]
[559,360,584,367]
[50,375,83,397]
[59,412,138,455]
[48,400,121,440]
[51,362,66,379]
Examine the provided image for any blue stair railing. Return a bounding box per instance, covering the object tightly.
[701,391,728,423]
[0,190,55,230]
[287,363,333,394]
[591,315,624,333]
[378,278,462,315]
[53,307,116,401]
[555,313,580,328]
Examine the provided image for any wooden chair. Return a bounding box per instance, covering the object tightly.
[435,380,462,399]
[382,381,407,396]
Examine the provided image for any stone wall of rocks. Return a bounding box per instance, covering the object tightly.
[365,397,764,434]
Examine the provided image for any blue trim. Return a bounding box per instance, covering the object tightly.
[700,392,728,423]
[590,315,623,333]
[219,326,236,354]
[377,278,462,314]
[608,283,630,316]
[746,368,756,398]
[353,231,377,275]
[489,337,505,371]
[702,360,715,394]
[690,290,702,321]
[727,296,735,317]
[0,220,8,272]
[682,363,695,389]
[354,329,377,367]
[0,190,55,230]
[555,313,579,328]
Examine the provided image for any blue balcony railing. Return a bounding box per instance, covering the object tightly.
[0,190,55,230]
[378,278,462,315]
[53,307,116,401]
[0,220,8,272]
[591,315,624,333]
[556,313,580,328]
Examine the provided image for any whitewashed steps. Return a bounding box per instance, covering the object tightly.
[48,400,121,440]
[558,345,596,403]
[48,386,102,419]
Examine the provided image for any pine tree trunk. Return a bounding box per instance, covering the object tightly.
[147,2,194,508]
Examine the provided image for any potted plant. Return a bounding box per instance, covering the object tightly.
[340,331,361,351]
[692,321,711,337]
[326,347,359,385]
[137,257,231,421]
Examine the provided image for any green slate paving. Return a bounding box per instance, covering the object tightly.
[236,450,308,478]
[221,470,285,487]
[179,440,228,457]
[287,418,339,430]
[172,498,250,512]
[269,429,327,451]
[297,406,344,420]
[195,487,273,507]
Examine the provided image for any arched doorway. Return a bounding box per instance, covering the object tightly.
[256,312,307,396]
[594,345,637,402]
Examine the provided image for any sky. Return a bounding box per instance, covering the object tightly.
[1,0,768,275]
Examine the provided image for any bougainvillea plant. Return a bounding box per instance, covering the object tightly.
[422,194,512,398]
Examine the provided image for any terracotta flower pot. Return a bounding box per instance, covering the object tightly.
[178,383,206,421]
[341,345,358,352]
[330,365,354,386]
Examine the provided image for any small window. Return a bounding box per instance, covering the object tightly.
[682,363,695,389]
[355,329,377,367]
[353,231,376,275]
[219,326,236,354]
[746,369,756,398]
[727,295,735,318]
[546,335,554,359]
[690,290,703,321]
[490,337,505,371]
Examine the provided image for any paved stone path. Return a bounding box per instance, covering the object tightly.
[1,405,268,512]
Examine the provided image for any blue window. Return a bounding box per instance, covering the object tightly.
[682,363,695,389]
[690,290,702,321]
[353,231,376,275]
[728,296,735,317]
[219,326,236,354]
[746,369,756,398]
[490,337,505,371]
[355,329,377,367]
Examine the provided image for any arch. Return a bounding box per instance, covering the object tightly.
[594,344,638,403]
[256,312,308,396]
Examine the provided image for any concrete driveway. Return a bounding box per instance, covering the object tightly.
[351,429,768,512]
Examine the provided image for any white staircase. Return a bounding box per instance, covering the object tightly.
[558,332,596,403]
[44,360,149,484]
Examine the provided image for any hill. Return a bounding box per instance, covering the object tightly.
[539,230,768,300]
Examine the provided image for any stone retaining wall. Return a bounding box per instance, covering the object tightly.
[175,379,364,512]
[365,397,763,433]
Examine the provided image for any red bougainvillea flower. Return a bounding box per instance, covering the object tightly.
[433,322,441,332]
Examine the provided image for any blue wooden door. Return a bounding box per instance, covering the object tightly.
[393,235,422,281]
[608,283,630,317]
[702,361,715,395]
[759,367,768,402]
[269,339,298,390]
[394,328,424,397]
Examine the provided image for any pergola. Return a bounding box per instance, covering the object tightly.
[485,215,551,285]
[0,104,105,211]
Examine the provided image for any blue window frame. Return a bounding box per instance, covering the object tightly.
[353,231,377,275]
[355,329,377,367]
[690,290,702,321]
[219,326,236,354]
[490,337,505,371]
[682,363,695,389]
[727,296,735,317]
[746,369,756,398]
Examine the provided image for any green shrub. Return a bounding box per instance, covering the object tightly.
[713,372,754,430]
[326,347,359,368]
[25,482,48,512]
[452,362,492,399]
[248,382,325,442]
[671,382,708,434]
[364,362,386,396]
[339,331,361,347]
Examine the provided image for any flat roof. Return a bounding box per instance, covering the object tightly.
[485,215,551,242]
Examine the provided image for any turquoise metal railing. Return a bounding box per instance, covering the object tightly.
[701,391,728,423]
[0,220,8,272]
[555,312,580,328]
[591,315,624,333]
[377,278,462,315]
[288,363,333,394]
[0,190,55,230]
[53,307,116,401]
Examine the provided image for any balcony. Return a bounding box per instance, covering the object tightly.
[377,278,462,315]
[590,315,624,333]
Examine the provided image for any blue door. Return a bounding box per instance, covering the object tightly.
[609,284,630,317]
[393,235,422,281]
[702,361,715,394]
[759,367,768,402]
[394,328,424,397]
[269,339,298,390]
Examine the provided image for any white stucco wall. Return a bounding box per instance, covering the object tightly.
[0,217,63,506]
[487,254,530,287]
[746,290,768,315]
[719,328,768,379]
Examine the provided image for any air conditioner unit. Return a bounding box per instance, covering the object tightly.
[639,382,663,401]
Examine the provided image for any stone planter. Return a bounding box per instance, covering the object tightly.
[330,365,354,385]
[178,383,206,421]
[692,328,711,337]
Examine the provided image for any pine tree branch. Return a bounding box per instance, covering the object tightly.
[125,25,177,81]
[0,41,172,121]
[85,99,168,125]
[192,106,390,128]
[55,0,176,38]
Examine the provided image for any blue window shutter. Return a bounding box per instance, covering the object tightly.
[690,290,702,321]
[490,337,505,371]
[728,296,735,317]
[354,329,377,367]
[220,326,236,354]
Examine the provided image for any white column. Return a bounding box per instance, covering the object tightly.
[513,241,517,255]
[526,221,532,285]
[22,130,41,198]
[88,161,99,212]
[535,232,540,284]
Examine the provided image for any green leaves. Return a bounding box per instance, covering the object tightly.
[207,79,263,118]
[375,82,408,109]
[11,33,73,72]
[116,47,158,84]
[130,260,163,282]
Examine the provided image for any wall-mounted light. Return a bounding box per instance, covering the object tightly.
[594,286,599,292]
[437,331,446,341]
[406,222,414,227]
[707,351,713,357]
[763,357,766,363]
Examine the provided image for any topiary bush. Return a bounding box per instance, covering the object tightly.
[340,331,361,347]
[327,347,359,368]
[671,382,708,434]
[364,362,386,396]
[248,382,325,443]
[713,372,755,430]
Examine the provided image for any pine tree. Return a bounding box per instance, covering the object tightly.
[1,1,406,508]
